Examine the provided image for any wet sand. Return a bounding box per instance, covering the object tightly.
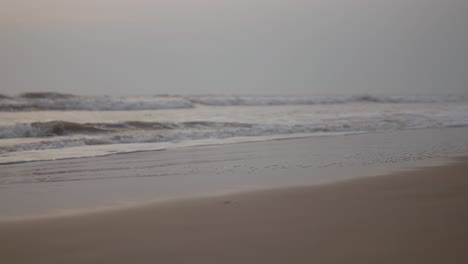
[1,157,468,264]
[2,127,468,218]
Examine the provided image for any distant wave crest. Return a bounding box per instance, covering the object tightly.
[188,94,465,106]
[0,93,465,111]
[0,94,194,111]
[19,92,75,99]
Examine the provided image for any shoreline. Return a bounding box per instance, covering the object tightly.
[0,130,357,166]
[1,126,467,166]
[1,127,468,219]
[2,157,468,263]
[0,157,463,224]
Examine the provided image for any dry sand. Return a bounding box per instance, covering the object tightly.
[1,158,468,264]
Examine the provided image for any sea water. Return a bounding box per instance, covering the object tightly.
[1,93,467,164]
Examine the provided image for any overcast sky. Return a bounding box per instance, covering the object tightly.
[1,0,467,95]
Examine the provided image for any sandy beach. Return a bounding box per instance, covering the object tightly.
[1,156,468,263]
[3,0,468,262]
[2,127,468,218]
[1,128,468,263]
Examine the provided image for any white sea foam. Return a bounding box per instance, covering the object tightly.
[1,112,468,155]
[0,94,467,164]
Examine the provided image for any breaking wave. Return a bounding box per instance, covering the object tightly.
[1,93,467,163]
[19,92,75,99]
[0,121,254,139]
[0,93,465,111]
[2,113,468,154]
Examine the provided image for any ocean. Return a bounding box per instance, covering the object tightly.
[1,92,467,164]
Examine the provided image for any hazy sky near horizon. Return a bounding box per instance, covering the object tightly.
[1,0,467,95]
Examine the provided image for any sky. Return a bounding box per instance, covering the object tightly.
[1,0,467,96]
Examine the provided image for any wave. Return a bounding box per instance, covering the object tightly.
[2,113,468,154]
[188,94,465,106]
[19,92,75,99]
[0,121,254,139]
[0,122,106,139]
[0,95,194,111]
[0,93,465,111]
[0,124,354,153]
